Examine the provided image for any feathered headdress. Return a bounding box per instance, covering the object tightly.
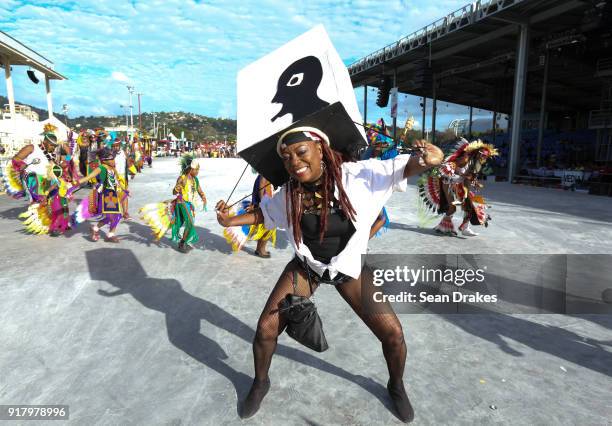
[41,123,59,145]
[179,154,201,175]
[445,138,498,163]
[43,123,58,133]
[465,140,499,158]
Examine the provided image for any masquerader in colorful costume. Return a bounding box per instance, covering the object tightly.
[132,136,144,173]
[47,131,79,236]
[73,147,128,243]
[139,154,207,253]
[223,172,277,257]
[6,125,79,235]
[417,139,499,236]
[76,130,90,178]
[5,123,59,202]
[112,139,131,219]
[362,117,415,238]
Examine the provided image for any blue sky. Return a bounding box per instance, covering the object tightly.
[0,0,497,130]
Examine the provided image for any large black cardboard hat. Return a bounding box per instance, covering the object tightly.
[239,102,366,187]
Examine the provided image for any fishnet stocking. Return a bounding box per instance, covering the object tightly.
[253,259,318,381]
[335,267,407,386]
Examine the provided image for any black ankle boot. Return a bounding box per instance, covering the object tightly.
[387,379,414,423]
[240,377,271,419]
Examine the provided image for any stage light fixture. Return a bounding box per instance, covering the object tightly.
[27,69,39,84]
[376,75,392,108]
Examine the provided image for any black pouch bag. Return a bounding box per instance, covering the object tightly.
[279,269,329,352]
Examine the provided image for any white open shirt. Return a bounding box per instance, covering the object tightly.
[260,154,411,280]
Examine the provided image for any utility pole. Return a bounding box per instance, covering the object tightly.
[152,113,157,138]
[137,92,142,131]
[120,105,129,138]
[127,85,134,139]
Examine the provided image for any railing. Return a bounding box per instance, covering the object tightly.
[596,57,612,77]
[348,0,526,76]
[589,110,612,129]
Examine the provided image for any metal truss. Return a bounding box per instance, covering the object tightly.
[348,0,527,76]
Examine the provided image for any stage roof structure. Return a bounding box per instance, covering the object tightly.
[349,0,611,115]
[0,30,66,80]
[0,30,67,127]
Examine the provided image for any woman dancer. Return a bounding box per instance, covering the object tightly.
[73,148,127,242]
[139,154,207,252]
[223,173,277,257]
[216,127,442,422]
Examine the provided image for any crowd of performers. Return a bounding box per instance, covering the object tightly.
[1,120,498,247]
[2,124,153,239]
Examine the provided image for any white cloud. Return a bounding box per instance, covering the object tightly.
[111,71,130,82]
[1,0,469,118]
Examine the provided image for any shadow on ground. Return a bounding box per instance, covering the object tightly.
[441,309,612,377]
[85,248,395,417]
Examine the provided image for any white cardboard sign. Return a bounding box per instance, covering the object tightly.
[236,25,365,153]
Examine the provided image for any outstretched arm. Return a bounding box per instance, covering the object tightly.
[215,200,263,227]
[13,144,34,163]
[403,140,444,178]
[76,167,101,185]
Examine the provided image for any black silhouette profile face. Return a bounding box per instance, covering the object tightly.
[271,55,330,122]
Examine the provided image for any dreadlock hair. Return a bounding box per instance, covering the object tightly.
[285,141,357,247]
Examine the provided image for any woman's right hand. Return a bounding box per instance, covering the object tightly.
[215,200,231,227]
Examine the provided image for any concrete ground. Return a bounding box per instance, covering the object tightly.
[0,157,611,426]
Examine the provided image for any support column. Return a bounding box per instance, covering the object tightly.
[508,23,530,182]
[432,77,437,144]
[392,68,398,140]
[421,97,427,139]
[536,50,549,168]
[468,106,473,139]
[4,57,16,119]
[138,93,142,130]
[492,111,497,145]
[363,85,368,125]
[45,75,54,118]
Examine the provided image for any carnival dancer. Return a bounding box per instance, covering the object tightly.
[47,132,80,236]
[6,124,59,202]
[216,127,443,422]
[133,136,144,173]
[76,130,89,178]
[223,173,277,257]
[6,125,77,235]
[73,147,128,243]
[362,117,409,238]
[139,154,207,253]
[112,139,131,219]
[46,163,77,236]
[418,139,498,236]
[144,138,153,168]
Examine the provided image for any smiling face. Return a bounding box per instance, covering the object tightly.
[280,140,324,183]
